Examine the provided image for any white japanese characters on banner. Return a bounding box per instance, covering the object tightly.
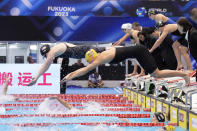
[0,64,60,94]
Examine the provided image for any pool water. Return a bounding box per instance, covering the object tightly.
[0,87,185,131]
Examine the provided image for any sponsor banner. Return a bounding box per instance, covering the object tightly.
[126,89,129,98]
[162,103,169,119]
[133,92,137,105]
[157,101,162,112]
[130,90,134,101]
[170,106,178,123]
[141,95,145,109]
[128,90,131,101]
[190,113,197,130]
[123,88,126,97]
[138,94,141,105]
[0,64,60,94]
[0,0,194,16]
[146,97,150,108]
[151,99,156,113]
[179,109,187,130]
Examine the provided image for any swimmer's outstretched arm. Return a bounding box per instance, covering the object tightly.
[149,29,168,53]
[51,96,72,110]
[3,76,10,95]
[120,118,130,123]
[28,56,53,86]
[61,50,112,83]
[132,30,140,44]
[112,33,130,46]
[28,44,66,86]
[61,61,100,84]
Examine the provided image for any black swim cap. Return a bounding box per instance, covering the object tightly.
[40,44,50,57]
[148,9,158,16]
[155,21,166,29]
[154,112,165,122]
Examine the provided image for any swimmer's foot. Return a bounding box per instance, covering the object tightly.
[183,73,190,86]
[138,72,145,77]
[126,72,138,77]
[177,65,184,71]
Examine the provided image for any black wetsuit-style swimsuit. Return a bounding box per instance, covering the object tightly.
[110,45,157,74]
[58,43,106,59]
[171,29,188,47]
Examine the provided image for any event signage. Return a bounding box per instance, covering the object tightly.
[0,64,60,94]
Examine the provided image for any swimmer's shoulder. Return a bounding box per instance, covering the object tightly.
[55,42,76,48]
[164,24,177,32]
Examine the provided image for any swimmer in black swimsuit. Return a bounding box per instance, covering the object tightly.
[130,22,155,76]
[114,23,145,76]
[151,30,177,70]
[137,31,164,70]
[177,17,197,61]
[27,42,106,86]
[113,23,140,46]
[149,21,193,72]
[61,45,190,86]
[132,22,155,35]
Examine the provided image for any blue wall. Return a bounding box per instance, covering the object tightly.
[0,0,196,42]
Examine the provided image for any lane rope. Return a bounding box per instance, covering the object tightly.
[0,122,165,127]
[0,114,150,118]
[0,103,133,107]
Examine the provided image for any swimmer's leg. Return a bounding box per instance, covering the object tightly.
[179,45,193,72]
[138,67,145,77]
[126,64,138,77]
[172,41,183,70]
[151,68,190,85]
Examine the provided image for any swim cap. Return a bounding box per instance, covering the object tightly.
[85,49,98,63]
[164,125,175,131]
[121,23,132,30]
[148,9,158,16]
[155,21,166,29]
[40,44,50,57]
[154,112,165,122]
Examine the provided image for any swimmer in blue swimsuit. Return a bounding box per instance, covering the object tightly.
[148,9,176,25]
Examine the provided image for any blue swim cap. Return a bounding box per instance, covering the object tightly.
[148,9,158,16]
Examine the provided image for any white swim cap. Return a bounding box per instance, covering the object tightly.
[121,23,132,30]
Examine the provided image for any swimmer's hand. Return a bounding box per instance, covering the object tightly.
[149,49,153,53]
[60,73,72,84]
[27,77,37,86]
[6,76,10,83]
